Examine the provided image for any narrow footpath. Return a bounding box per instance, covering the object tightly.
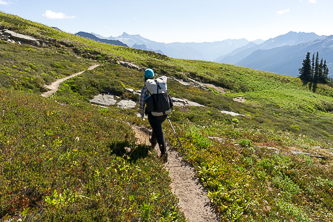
[132,125,219,222]
[42,65,219,221]
[41,64,100,98]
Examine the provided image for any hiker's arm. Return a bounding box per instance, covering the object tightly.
[139,87,147,119]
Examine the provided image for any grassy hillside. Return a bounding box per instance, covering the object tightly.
[1,11,333,221]
[0,88,185,221]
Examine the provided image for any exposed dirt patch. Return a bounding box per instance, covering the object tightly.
[178,106,190,113]
[233,97,246,103]
[131,124,219,222]
[131,124,151,146]
[204,83,226,94]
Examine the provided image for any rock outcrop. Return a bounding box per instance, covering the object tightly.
[89,94,117,106]
[1,29,41,46]
[221,111,246,117]
[170,76,225,94]
[171,97,204,107]
[117,100,136,109]
[89,94,137,109]
[117,61,145,71]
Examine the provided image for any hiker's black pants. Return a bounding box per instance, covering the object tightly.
[148,114,167,155]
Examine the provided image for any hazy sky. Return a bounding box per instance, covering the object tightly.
[1,0,332,43]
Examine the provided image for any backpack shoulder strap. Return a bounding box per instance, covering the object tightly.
[155,80,162,91]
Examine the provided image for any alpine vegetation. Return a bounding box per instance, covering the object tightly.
[1,11,333,221]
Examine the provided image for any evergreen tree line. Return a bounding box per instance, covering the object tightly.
[299,51,329,83]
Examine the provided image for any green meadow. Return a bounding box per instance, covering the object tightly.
[1,11,333,221]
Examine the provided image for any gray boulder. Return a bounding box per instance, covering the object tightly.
[2,29,40,46]
[89,94,117,106]
[117,100,136,109]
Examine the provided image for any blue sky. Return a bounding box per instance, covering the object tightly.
[1,0,332,43]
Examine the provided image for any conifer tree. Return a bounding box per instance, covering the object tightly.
[323,60,329,81]
[314,52,320,82]
[299,51,329,83]
[319,58,324,82]
[312,53,315,80]
[299,52,312,81]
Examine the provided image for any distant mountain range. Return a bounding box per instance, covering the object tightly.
[236,35,333,77]
[215,32,322,64]
[75,31,332,77]
[216,31,333,77]
[75,32,128,47]
[131,44,164,55]
[111,32,266,61]
[76,31,262,61]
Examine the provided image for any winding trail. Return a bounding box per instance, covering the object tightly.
[41,64,100,98]
[43,63,219,220]
[131,125,219,222]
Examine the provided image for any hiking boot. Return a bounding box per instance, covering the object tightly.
[160,152,168,163]
[149,136,157,148]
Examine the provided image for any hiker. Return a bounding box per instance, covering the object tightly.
[139,68,172,162]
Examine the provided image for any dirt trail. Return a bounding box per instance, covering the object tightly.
[41,64,100,98]
[132,125,219,222]
[42,63,218,220]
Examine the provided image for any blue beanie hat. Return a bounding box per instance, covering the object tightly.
[144,68,154,78]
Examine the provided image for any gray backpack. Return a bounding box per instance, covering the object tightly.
[145,76,173,116]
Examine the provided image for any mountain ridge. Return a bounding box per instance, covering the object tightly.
[76,31,330,78]
[89,31,257,61]
[236,35,333,77]
[218,31,324,64]
[75,31,128,47]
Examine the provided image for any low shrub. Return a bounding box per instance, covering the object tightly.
[0,88,185,221]
[238,139,252,147]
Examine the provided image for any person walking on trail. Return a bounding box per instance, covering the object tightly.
[139,68,173,162]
